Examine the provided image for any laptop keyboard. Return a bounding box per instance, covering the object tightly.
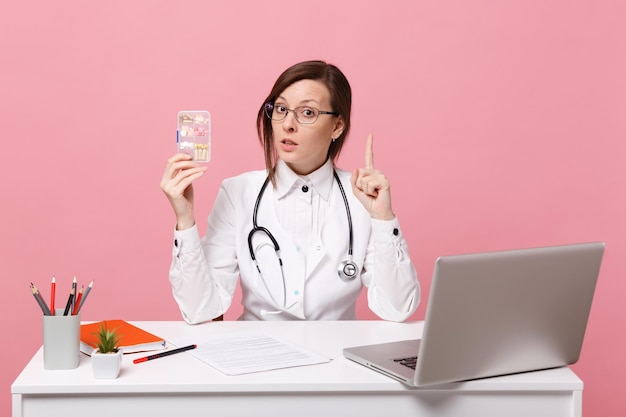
[394,356,417,370]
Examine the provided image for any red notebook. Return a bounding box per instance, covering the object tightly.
[80,320,166,355]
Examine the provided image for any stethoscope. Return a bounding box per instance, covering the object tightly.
[247,170,359,309]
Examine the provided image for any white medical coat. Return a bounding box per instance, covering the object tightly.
[169,160,420,322]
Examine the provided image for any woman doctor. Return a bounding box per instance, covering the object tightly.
[160,60,420,322]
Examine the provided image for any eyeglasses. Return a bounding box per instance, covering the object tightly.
[264,102,338,124]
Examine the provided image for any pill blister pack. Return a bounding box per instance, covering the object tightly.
[177,111,211,162]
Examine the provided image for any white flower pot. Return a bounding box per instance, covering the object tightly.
[91,349,122,379]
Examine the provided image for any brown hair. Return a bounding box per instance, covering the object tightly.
[256,60,352,183]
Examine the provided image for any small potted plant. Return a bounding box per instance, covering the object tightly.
[91,321,123,379]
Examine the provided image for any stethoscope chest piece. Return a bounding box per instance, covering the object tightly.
[338,260,359,282]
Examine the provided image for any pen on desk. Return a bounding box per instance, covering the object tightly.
[30,283,52,316]
[63,287,75,316]
[72,285,84,315]
[77,280,93,313]
[133,344,197,364]
[50,276,56,315]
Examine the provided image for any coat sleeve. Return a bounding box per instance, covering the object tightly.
[168,184,240,324]
[361,217,420,322]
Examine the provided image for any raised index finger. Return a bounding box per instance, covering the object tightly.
[365,134,374,169]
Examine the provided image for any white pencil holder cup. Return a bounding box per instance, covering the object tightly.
[42,309,80,370]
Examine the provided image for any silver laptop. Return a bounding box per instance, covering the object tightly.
[344,242,604,386]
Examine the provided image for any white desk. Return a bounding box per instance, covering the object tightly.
[12,321,582,417]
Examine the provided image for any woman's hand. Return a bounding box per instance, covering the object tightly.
[160,153,208,230]
[350,134,395,221]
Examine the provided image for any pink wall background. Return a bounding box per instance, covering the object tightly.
[1,1,624,415]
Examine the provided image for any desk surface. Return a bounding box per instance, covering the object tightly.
[12,321,583,417]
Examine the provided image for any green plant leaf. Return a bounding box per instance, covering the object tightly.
[92,321,122,353]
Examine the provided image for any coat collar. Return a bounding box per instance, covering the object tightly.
[274,159,335,201]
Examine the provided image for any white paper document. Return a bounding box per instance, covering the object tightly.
[170,331,331,375]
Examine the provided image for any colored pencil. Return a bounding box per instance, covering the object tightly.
[50,276,56,315]
[70,276,77,311]
[77,280,93,313]
[30,283,52,316]
[63,287,75,316]
[72,285,84,315]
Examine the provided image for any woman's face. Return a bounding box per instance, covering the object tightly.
[271,79,344,175]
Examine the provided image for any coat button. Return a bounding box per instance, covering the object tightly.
[174,239,179,247]
[302,185,309,192]
[393,228,399,236]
